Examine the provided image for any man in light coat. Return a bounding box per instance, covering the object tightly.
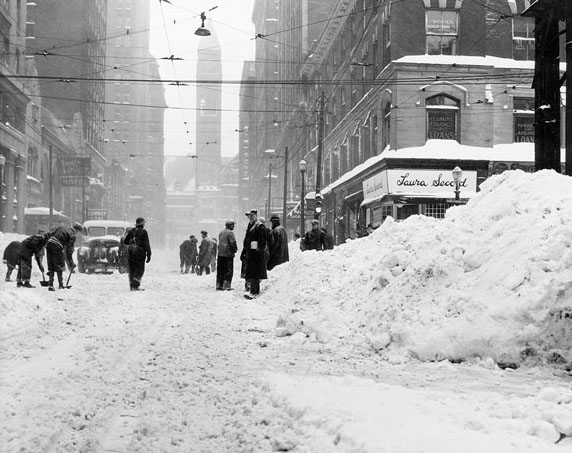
[217,220,238,290]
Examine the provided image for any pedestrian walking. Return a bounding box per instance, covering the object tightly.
[300,220,326,251]
[196,230,212,276]
[267,214,289,270]
[216,220,238,290]
[123,217,152,291]
[16,233,49,288]
[240,209,268,299]
[189,235,198,273]
[210,238,218,273]
[321,227,335,250]
[46,222,83,291]
[3,240,21,281]
[179,235,196,274]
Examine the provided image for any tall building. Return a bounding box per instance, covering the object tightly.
[194,24,222,233]
[242,0,565,243]
[0,0,31,232]
[104,0,167,242]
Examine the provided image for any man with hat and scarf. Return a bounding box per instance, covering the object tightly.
[267,213,289,270]
[123,217,152,291]
[240,209,268,299]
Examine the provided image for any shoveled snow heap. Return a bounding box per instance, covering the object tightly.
[267,170,572,366]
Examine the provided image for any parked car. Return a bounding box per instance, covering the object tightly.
[76,220,133,274]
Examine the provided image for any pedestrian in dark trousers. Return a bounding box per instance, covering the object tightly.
[267,214,289,270]
[300,220,326,251]
[210,238,218,273]
[179,236,195,273]
[188,235,199,273]
[46,222,82,291]
[123,217,151,291]
[217,220,238,290]
[3,240,21,281]
[196,230,212,276]
[241,209,268,298]
[16,233,49,288]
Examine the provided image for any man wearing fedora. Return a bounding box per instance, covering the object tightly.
[240,209,268,299]
[123,217,151,291]
[267,213,289,270]
[217,220,238,290]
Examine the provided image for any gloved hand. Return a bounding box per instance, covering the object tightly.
[146,255,151,263]
[70,263,77,273]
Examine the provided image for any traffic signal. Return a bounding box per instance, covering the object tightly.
[314,193,323,214]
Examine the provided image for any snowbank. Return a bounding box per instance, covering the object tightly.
[267,170,572,367]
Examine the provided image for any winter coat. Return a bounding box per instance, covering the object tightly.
[218,228,237,258]
[210,239,218,259]
[179,239,196,261]
[2,240,21,267]
[241,220,268,280]
[268,225,289,270]
[301,228,326,251]
[197,237,212,266]
[49,225,78,265]
[19,234,49,266]
[124,225,152,261]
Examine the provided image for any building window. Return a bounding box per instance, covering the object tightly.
[423,203,447,219]
[370,114,378,157]
[513,96,534,143]
[426,10,458,55]
[382,102,390,150]
[340,142,348,175]
[513,17,534,60]
[426,94,459,140]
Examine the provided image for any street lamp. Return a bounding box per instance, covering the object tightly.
[194,12,211,36]
[264,147,289,231]
[299,159,307,236]
[452,166,463,201]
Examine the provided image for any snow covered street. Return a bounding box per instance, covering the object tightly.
[2,171,572,452]
[0,249,570,452]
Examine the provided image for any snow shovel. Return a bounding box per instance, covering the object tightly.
[40,271,50,287]
[62,270,73,289]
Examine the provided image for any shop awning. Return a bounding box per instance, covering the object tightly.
[24,207,70,220]
[360,192,478,207]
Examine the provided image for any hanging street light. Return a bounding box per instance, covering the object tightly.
[194,12,211,36]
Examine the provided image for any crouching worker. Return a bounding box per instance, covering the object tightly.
[46,222,82,291]
[16,233,50,288]
[3,240,21,282]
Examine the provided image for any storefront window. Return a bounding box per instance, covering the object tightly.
[426,10,458,55]
[423,203,447,219]
[426,94,459,140]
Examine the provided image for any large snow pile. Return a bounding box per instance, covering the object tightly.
[268,170,572,367]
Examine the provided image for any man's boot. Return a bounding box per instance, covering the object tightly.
[57,271,64,289]
[47,272,54,291]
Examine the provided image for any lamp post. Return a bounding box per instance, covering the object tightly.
[452,166,463,201]
[299,159,307,236]
[266,162,272,219]
[0,154,5,231]
[264,147,289,230]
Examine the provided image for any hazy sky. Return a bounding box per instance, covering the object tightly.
[149,0,256,158]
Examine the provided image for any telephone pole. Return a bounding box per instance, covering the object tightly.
[566,1,572,174]
[522,0,564,172]
[314,91,325,220]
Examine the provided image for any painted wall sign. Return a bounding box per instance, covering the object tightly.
[363,171,388,199]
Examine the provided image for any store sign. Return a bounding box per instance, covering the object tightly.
[363,172,389,199]
[514,116,534,143]
[427,110,457,140]
[490,161,535,175]
[87,209,108,221]
[59,156,91,187]
[386,169,477,194]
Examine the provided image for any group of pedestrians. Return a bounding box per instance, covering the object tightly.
[178,230,218,276]
[2,222,83,291]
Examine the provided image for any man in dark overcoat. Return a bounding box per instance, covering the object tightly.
[179,235,196,274]
[300,220,326,251]
[17,233,49,288]
[123,217,152,291]
[241,209,268,298]
[267,214,289,270]
[217,220,238,290]
[46,222,82,291]
[197,230,212,276]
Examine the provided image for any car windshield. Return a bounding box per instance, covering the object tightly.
[87,227,106,237]
[107,227,126,236]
